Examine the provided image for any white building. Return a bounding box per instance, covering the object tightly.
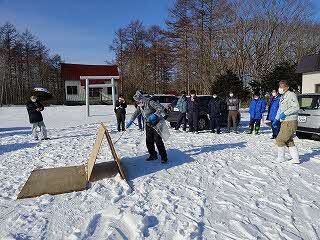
[61,63,120,105]
[297,54,320,94]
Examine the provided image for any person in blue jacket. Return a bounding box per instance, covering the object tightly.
[267,89,281,139]
[248,92,266,134]
[175,91,188,131]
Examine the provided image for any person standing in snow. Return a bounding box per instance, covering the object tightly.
[273,80,300,164]
[114,95,127,132]
[175,91,188,131]
[187,90,200,133]
[26,95,48,140]
[126,91,168,163]
[208,93,223,134]
[134,102,144,131]
[267,89,281,139]
[226,92,240,133]
[248,92,266,134]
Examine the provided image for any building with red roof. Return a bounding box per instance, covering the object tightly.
[61,63,120,105]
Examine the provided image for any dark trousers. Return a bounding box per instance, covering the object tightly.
[175,112,187,130]
[146,124,167,158]
[271,125,280,138]
[138,114,144,130]
[210,116,221,131]
[249,119,261,132]
[188,112,199,131]
[117,113,125,131]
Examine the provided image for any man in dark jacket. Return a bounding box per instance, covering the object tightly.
[248,92,266,134]
[187,90,200,133]
[208,93,223,134]
[127,91,168,163]
[175,91,187,131]
[114,95,127,132]
[226,92,240,133]
[267,89,281,139]
[26,95,48,140]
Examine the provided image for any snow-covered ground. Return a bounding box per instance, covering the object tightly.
[0,105,320,239]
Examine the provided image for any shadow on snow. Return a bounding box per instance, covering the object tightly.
[122,142,247,183]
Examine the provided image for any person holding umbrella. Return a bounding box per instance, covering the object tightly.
[26,95,49,140]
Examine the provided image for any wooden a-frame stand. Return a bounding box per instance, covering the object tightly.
[17,123,126,199]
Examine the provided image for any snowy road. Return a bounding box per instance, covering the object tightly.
[0,105,320,239]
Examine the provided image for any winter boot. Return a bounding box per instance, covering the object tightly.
[211,129,216,133]
[161,156,168,164]
[289,146,300,164]
[247,124,254,134]
[146,155,158,161]
[217,129,221,134]
[254,125,260,135]
[276,146,286,162]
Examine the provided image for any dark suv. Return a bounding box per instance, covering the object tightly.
[167,95,239,131]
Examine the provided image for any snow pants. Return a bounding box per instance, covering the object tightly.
[146,124,167,158]
[32,121,47,140]
[188,112,199,132]
[276,120,298,147]
[175,112,187,130]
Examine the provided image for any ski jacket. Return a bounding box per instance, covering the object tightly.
[176,96,187,113]
[249,98,266,120]
[187,96,200,113]
[267,95,280,121]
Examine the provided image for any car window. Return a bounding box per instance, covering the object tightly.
[298,95,320,110]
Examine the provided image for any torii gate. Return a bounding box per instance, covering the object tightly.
[80,75,120,117]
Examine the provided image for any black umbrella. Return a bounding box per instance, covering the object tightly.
[31,88,53,101]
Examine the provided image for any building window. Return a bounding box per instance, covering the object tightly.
[316,84,320,93]
[67,86,78,95]
[89,88,102,97]
[107,87,112,95]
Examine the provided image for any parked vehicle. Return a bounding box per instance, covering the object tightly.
[167,95,240,131]
[296,93,320,139]
[149,94,178,110]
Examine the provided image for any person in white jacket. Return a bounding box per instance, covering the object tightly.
[272,80,300,163]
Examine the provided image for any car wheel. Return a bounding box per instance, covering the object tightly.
[198,116,209,131]
[170,122,176,128]
[296,131,312,139]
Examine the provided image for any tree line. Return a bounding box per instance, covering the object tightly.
[0,22,63,105]
[111,0,320,99]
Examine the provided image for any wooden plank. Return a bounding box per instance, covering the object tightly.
[86,126,105,181]
[101,123,127,181]
[17,165,87,199]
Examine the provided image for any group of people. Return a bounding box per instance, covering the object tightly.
[174,90,241,134]
[26,79,301,165]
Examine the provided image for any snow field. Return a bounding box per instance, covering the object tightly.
[0,105,320,239]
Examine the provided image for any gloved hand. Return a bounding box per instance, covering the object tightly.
[149,113,157,122]
[272,119,280,129]
[279,112,286,121]
[126,120,133,129]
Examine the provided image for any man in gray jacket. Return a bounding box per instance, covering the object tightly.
[127,91,168,163]
[226,92,240,133]
[273,80,300,163]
